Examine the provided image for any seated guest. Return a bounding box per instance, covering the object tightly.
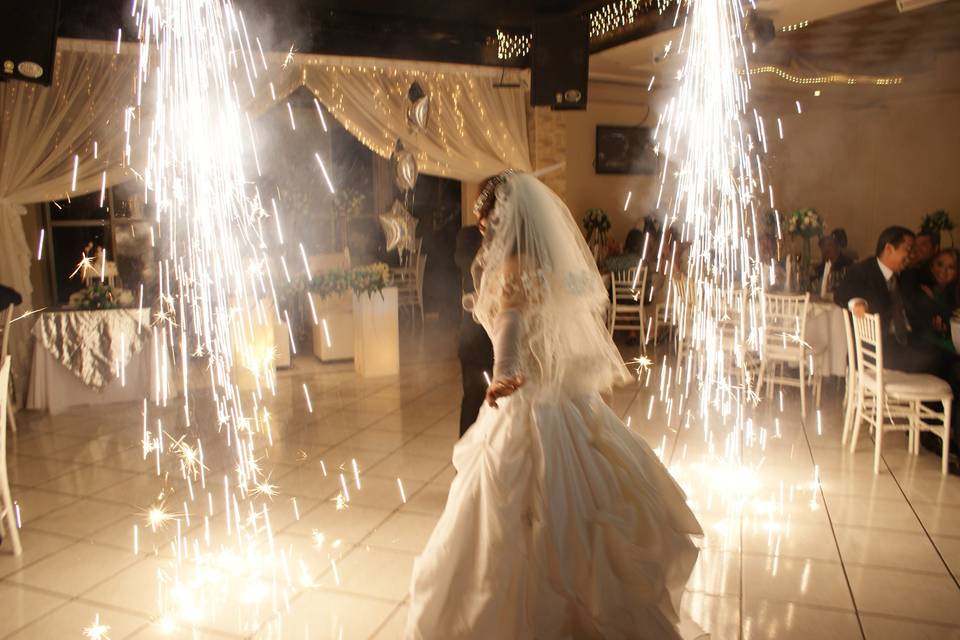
[602,227,645,274]
[836,226,960,466]
[901,230,939,291]
[813,229,854,293]
[909,249,960,354]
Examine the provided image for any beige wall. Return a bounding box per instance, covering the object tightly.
[764,91,960,260]
[562,82,661,247]
[561,80,960,260]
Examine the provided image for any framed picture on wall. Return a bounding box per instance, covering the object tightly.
[595,125,658,175]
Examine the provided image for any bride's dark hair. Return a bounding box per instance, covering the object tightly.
[473,170,515,222]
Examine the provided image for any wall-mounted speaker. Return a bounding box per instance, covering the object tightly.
[0,0,61,86]
[531,15,590,111]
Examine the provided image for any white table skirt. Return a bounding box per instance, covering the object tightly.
[806,302,848,377]
[27,334,172,415]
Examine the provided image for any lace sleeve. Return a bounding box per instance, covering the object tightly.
[492,308,524,380]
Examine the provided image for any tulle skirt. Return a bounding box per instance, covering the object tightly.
[405,387,704,640]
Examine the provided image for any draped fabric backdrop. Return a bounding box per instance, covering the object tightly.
[249,55,532,183]
[0,38,530,399]
[0,39,136,400]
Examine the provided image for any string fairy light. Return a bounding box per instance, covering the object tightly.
[750,64,903,86]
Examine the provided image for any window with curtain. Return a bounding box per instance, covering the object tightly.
[43,183,157,305]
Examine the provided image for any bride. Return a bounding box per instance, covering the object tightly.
[405,172,704,639]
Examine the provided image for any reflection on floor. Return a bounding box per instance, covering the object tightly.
[2,329,960,639]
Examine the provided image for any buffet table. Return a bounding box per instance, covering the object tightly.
[27,309,172,414]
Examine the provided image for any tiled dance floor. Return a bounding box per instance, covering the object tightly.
[2,331,960,639]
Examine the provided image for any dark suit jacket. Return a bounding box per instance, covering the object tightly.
[834,258,912,342]
[455,226,494,366]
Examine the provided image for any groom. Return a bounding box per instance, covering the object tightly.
[454,174,503,437]
[454,188,494,437]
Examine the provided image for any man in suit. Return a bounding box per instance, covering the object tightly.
[836,226,960,466]
[454,179,498,437]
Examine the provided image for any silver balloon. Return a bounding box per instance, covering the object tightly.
[393,149,418,192]
[408,95,430,130]
[379,200,418,253]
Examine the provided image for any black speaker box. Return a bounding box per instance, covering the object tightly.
[0,0,61,86]
[531,14,590,110]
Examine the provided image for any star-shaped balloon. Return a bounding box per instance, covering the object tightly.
[379,200,418,253]
[392,147,418,192]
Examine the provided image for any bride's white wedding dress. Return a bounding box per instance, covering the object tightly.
[405,174,703,640]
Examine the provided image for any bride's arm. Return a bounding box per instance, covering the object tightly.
[485,256,527,408]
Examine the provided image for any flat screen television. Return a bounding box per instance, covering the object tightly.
[595,125,657,175]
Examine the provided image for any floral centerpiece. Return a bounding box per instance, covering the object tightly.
[309,263,392,301]
[583,208,611,262]
[68,282,134,310]
[787,208,824,279]
[786,208,824,238]
[921,209,953,246]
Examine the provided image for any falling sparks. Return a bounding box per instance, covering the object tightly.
[113,0,333,631]
[653,0,766,411]
[70,154,78,191]
[83,615,111,640]
[36,229,45,260]
[144,503,175,532]
[313,97,328,131]
[314,152,336,194]
[282,43,297,68]
[302,383,314,413]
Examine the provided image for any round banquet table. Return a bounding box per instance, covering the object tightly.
[27,308,174,415]
[805,300,848,377]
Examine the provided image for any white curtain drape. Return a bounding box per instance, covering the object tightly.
[250,56,532,183]
[0,39,136,402]
[0,39,137,308]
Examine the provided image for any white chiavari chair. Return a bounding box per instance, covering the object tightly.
[756,292,823,418]
[849,312,952,475]
[398,253,427,328]
[0,355,22,555]
[1,305,16,433]
[608,266,648,340]
[840,308,858,447]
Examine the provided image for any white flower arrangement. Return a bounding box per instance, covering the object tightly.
[786,208,824,239]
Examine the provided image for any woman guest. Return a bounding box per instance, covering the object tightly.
[601,227,645,273]
[910,248,960,353]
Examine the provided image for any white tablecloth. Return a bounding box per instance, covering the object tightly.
[27,310,171,414]
[806,302,847,377]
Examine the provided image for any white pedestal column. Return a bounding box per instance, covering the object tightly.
[311,292,355,361]
[353,286,399,377]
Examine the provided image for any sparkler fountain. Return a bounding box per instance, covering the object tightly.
[655,0,767,418]
[117,0,330,634]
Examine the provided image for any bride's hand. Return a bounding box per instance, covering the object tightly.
[485,375,525,408]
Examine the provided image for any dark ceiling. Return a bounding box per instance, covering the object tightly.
[57,0,672,67]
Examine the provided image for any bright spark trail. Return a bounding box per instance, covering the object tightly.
[123,0,327,633]
[655,0,766,417]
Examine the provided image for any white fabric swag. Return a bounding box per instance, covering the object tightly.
[250,56,532,183]
[0,39,137,308]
